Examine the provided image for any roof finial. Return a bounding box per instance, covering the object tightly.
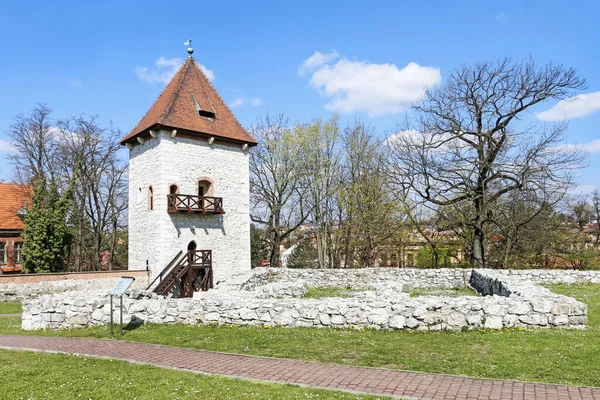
[184,39,194,57]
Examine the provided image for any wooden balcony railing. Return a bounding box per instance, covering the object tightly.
[167,194,225,214]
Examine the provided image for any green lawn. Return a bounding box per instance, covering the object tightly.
[410,287,478,297]
[0,301,22,314]
[1,283,599,387]
[0,350,385,399]
[303,287,363,299]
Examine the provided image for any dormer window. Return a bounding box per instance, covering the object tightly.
[198,110,216,119]
[192,95,215,120]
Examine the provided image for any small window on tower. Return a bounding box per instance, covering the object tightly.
[198,110,216,119]
[148,186,154,210]
[198,180,213,197]
[192,96,216,119]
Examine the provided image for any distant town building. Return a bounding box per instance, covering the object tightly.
[0,183,30,273]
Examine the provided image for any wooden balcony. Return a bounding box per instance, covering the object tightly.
[167,194,225,214]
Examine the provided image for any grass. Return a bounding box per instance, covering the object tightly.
[0,349,385,399]
[303,286,363,299]
[0,301,22,314]
[0,284,599,387]
[410,287,479,297]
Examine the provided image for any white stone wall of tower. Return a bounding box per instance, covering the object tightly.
[127,130,251,283]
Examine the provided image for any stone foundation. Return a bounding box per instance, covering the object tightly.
[21,268,592,331]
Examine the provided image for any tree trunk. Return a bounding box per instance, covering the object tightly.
[471,226,485,268]
[269,212,281,268]
[502,238,513,269]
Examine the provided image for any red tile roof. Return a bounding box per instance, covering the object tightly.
[0,184,31,231]
[121,57,257,146]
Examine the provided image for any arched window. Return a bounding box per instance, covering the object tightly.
[148,186,154,210]
[169,185,179,195]
[198,179,214,197]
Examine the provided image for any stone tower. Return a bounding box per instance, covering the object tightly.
[121,54,257,288]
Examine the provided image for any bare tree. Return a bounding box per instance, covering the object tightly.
[387,58,586,268]
[296,115,341,268]
[58,115,127,271]
[7,104,59,183]
[569,194,593,232]
[339,120,404,268]
[249,114,310,269]
[8,105,128,272]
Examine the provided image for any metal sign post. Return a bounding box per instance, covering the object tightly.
[108,277,136,338]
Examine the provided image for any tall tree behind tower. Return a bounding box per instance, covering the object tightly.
[249,114,310,269]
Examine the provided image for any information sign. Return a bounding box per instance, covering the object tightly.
[109,277,136,296]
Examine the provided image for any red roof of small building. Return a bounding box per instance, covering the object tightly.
[121,57,257,146]
[0,183,31,231]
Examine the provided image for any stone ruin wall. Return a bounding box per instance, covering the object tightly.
[19,268,597,331]
[0,270,150,302]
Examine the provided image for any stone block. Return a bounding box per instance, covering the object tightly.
[569,316,587,325]
[367,311,388,325]
[389,315,406,329]
[507,303,531,315]
[519,314,548,326]
[319,313,331,326]
[530,300,552,314]
[549,315,568,326]
[69,315,89,325]
[447,312,466,327]
[466,313,482,326]
[484,316,503,329]
[239,308,259,321]
[204,312,220,321]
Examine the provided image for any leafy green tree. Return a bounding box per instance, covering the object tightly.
[286,239,318,269]
[22,177,74,273]
[416,245,459,268]
[250,224,269,268]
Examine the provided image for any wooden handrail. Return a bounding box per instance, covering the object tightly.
[153,250,213,297]
[146,250,183,291]
[167,194,224,214]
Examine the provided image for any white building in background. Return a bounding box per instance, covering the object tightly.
[121,48,257,296]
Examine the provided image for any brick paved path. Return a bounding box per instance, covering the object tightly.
[0,335,598,400]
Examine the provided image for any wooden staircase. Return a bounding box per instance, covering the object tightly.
[147,250,213,298]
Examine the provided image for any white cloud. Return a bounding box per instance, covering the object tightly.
[229,97,263,108]
[69,79,82,88]
[495,12,509,20]
[302,52,441,116]
[134,57,215,84]
[198,63,215,81]
[0,139,17,155]
[386,130,422,146]
[536,91,600,121]
[298,50,340,76]
[568,184,598,195]
[556,139,600,154]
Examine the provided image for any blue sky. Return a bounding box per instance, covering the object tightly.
[0,0,598,191]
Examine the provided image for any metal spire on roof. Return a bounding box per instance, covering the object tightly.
[184,40,194,57]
